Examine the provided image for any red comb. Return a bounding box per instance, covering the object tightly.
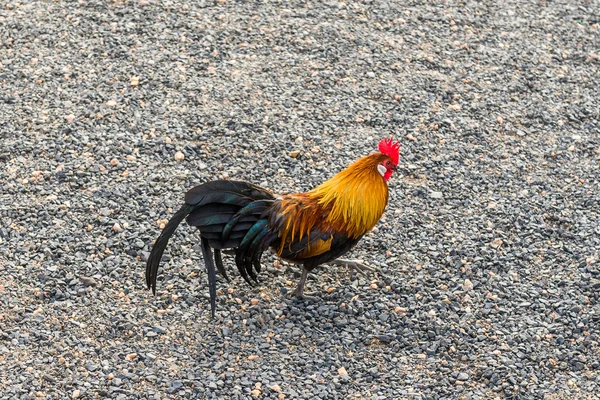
[378,137,401,165]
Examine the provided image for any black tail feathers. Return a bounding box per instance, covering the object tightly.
[145,203,195,294]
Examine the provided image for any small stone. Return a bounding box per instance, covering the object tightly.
[395,307,407,313]
[110,158,119,166]
[496,116,503,124]
[289,150,301,158]
[130,76,140,86]
[85,362,98,372]
[72,389,81,399]
[106,100,117,107]
[457,372,469,381]
[270,384,282,392]
[338,367,348,377]
[278,395,285,400]
[65,114,75,123]
[36,392,45,398]
[79,276,97,286]
[369,283,378,289]
[251,389,261,397]
[174,151,185,161]
[250,298,259,305]
[248,355,260,361]
[112,223,122,232]
[157,219,168,229]
[491,238,503,248]
[463,279,474,291]
[125,353,138,361]
[406,133,416,141]
[430,191,443,199]
[168,381,183,393]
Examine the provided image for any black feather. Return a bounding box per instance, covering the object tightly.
[248,229,274,274]
[185,180,273,205]
[235,250,253,285]
[200,237,217,318]
[214,249,229,281]
[145,204,194,294]
[200,230,247,241]
[197,221,255,234]
[222,200,272,241]
[208,239,242,249]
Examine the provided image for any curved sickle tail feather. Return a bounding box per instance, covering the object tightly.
[145,204,195,295]
[200,237,218,318]
[214,249,229,281]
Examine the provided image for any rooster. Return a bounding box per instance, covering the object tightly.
[146,138,400,317]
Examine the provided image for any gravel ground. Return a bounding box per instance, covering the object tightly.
[1,0,599,399]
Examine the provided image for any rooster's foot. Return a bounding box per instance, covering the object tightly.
[283,267,319,301]
[330,258,375,276]
[285,290,319,302]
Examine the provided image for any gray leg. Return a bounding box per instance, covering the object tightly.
[329,258,375,275]
[287,267,319,301]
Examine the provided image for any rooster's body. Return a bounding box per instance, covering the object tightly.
[146,139,400,317]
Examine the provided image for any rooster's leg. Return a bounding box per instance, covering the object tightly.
[330,258,375,276]
[287,268,319,301]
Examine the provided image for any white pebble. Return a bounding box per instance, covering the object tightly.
[463,279,474,291]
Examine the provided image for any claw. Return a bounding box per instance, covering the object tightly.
[329,258,375,276]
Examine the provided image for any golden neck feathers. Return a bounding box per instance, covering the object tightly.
[307,153,389,238]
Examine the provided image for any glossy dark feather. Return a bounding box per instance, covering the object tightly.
[145,204,194,294]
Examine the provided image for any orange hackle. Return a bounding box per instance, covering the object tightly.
[275,140,397,256]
